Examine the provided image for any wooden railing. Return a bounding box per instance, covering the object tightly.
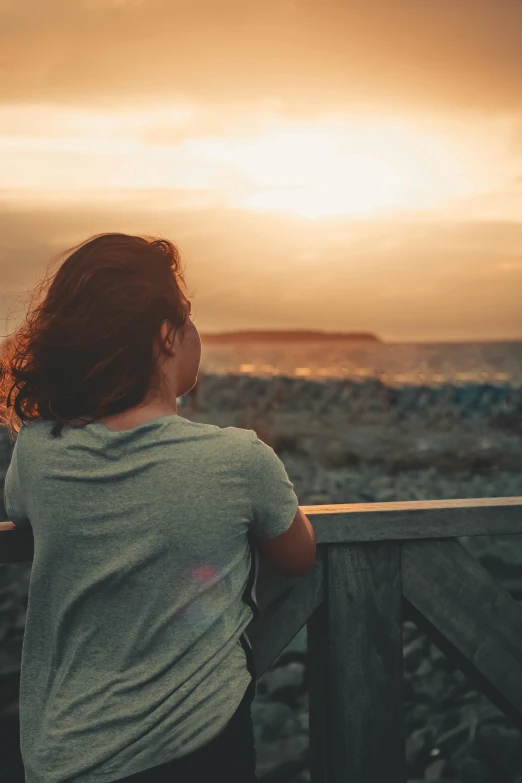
[2,497,522,783]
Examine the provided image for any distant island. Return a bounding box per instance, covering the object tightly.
[200,330,382,343]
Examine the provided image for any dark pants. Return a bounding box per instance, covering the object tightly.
[110,634,258,783]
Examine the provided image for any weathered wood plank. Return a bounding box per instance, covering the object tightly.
[307,589,330,783]
[302,497,522,543]
[402,538,522,728]
[308,543,406,783]
[246,556,323,678]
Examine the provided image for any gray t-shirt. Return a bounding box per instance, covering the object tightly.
[4,414,299,783]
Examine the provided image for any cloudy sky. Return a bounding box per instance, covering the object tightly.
[1,0,522,342]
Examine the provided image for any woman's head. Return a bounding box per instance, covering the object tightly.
[0,232,201,439]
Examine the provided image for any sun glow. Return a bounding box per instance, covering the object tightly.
[212,120,485,219]
[0,106,515,220]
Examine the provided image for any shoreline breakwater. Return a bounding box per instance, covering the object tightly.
[190,371,522,423]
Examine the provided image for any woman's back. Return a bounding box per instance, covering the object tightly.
[4,415,300,783]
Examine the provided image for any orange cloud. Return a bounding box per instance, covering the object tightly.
[1,0,522,117]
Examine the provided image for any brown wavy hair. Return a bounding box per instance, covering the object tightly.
[0,232,192,440]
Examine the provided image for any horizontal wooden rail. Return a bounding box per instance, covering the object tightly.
[2,497,522,564]
[302,496,522,542]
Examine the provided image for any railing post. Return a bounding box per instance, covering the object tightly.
[308,542,406,783]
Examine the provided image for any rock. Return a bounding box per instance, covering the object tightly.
[255,734,309,778]
[450,755,491,783]
[403,621,419,644]
[265,684,305,708]
[405,703,434,733]
[295,710,309,733]
[405,726,432,770]
[261,662,305,697]
[429,642,447,667]
[318,441,360,469]
[424,757,447,780]
[453,668,468,685]
[491,412,522,436]
[271,434,303,455]
[305,493,332,505]
[403,636,427,670]
[475,723,522,777]
[434,719,471,755]
[251,700,296,743]
[474,701,503,723]
[415,658,433,678]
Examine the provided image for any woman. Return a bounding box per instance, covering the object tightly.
[0,233,316,783]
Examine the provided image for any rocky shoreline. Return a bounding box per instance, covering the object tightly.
[1,374,521,782]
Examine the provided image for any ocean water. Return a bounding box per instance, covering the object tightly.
[198,340,522,388]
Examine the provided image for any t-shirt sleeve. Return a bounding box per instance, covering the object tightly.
[3,429,31,529]
[247,432,299,539]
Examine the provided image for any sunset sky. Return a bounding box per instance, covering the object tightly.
[1,0,522,343]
